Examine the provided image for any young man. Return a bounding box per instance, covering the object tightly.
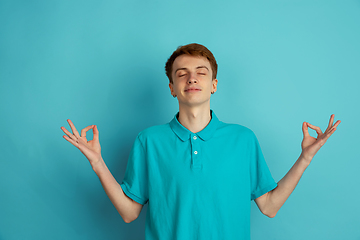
[61,43,341,239]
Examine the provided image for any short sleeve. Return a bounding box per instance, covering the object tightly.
[249,132,277,200]
[120,135,149,205]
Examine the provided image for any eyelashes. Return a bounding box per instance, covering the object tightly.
[178,73,206,78]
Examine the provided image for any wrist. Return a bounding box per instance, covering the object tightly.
[91,157,107,174]
[299,153,312,166]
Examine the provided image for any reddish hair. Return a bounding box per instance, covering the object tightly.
[165,43,218,83]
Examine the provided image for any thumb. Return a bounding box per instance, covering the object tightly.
[302,122,310,137]
[93,125,99,141]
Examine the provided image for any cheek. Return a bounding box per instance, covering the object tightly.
[169,84,176,94]
[171,84,181,93]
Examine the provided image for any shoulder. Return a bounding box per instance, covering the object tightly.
[137,123,172,141]
[215,121,260,147]
[217,121,256,138]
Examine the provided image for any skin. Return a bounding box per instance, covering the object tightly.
[61,121,143,223]
[169,55,218,133]
[254,114,341,217]
[61,54,341,222]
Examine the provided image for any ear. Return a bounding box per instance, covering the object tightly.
[169,82,175,96]
[212,79,218,93]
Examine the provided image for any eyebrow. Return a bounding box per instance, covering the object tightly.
[175,65,209,74]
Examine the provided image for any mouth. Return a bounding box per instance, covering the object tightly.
[184,88,201,92]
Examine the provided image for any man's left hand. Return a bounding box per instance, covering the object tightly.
[301,114,341,163]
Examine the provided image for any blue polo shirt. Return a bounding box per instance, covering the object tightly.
[120,111,277,240]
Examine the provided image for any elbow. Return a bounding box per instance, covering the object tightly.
[122,212,140,224]
[123,215,137,224]
[263,209,277,218]
[119,197,143,224]
[265,212,277,218]
[261,208,277,218]
[123,218,133,224]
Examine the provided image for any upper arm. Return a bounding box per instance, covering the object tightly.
[254,190,277,218]
[122,194,143,223]
[254,191,269,212]
[254,191,275,218]
[132,199,144,218]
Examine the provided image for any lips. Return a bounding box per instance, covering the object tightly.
[184,87,201,92]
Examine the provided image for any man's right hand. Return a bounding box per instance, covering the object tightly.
[61,119,102,167]
[61,119,143,223]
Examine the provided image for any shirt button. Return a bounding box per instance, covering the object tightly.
[194,151,198,155]
[193,136,197,140]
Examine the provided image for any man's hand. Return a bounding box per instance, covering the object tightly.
[61,119,102,166]
[301,114,341,163]
[61,120,143,222]
[256,114,341,218]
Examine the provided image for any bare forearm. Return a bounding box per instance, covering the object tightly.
[257,115,340,218]
[92,158,138,223]
[61,121,141,223]
[266,155,310,217]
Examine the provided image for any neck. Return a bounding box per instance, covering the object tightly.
[177,104,211,133]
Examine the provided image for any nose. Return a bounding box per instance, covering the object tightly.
[188,73,198,84]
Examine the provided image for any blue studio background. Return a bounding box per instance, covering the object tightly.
[1,1,359,239]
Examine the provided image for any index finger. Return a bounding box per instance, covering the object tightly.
[81,125,94,138]
[67,119,80,137]
[307,123,323,135]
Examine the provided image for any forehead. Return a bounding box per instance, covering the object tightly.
[172,55,211,72]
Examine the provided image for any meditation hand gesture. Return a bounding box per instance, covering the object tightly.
[301,114,341,163]
[61,119,102,166]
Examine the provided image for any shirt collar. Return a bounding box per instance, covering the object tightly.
[169,110,219,142]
